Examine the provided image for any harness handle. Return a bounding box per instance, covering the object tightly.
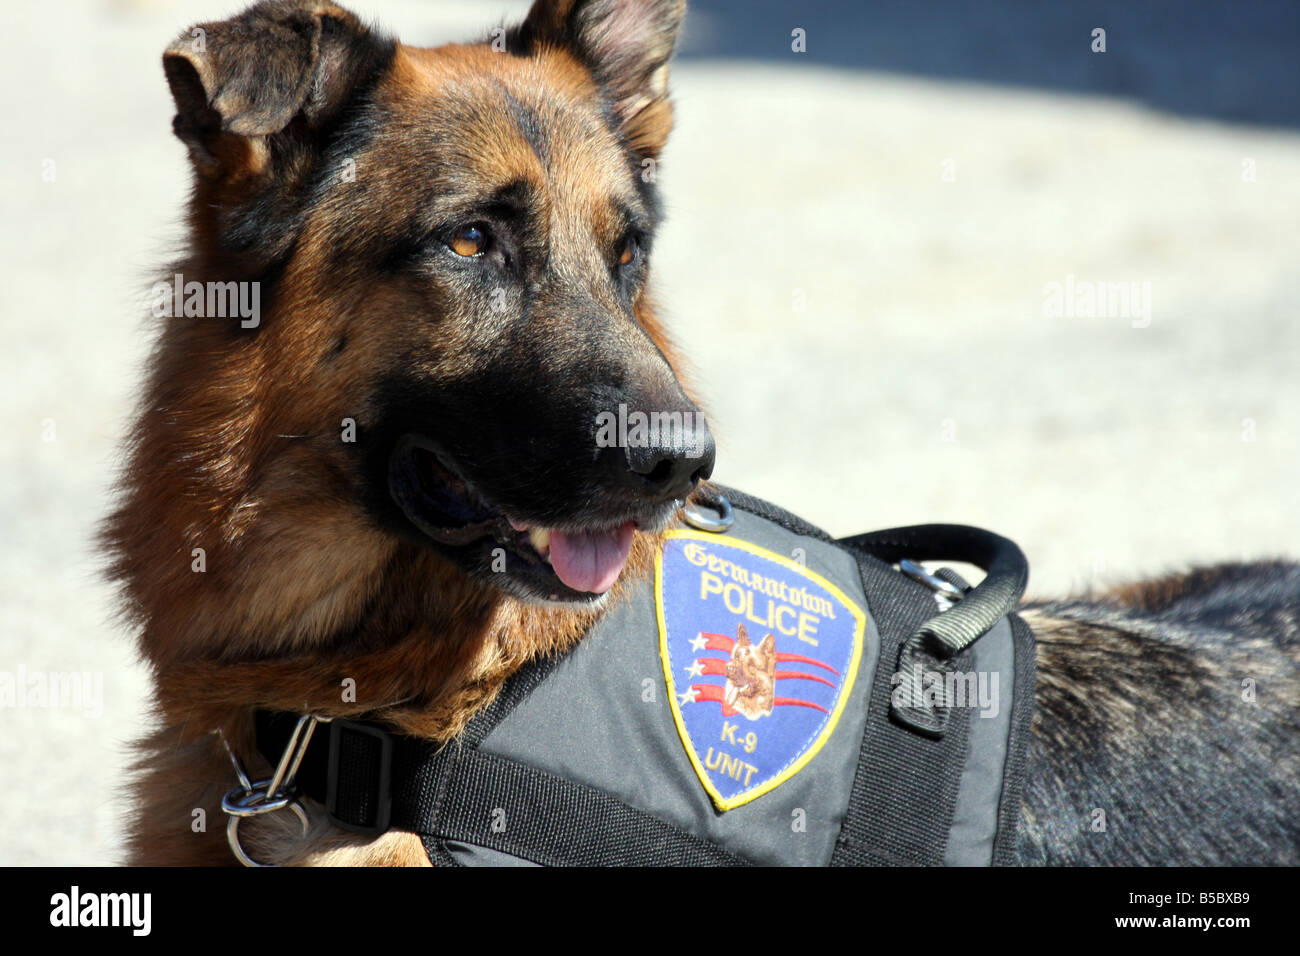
[693,485,1029,658]
[836,524,1029,658]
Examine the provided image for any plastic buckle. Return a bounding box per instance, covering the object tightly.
[326,719,394,835]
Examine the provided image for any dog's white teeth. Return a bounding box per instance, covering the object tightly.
[528,527,551,559]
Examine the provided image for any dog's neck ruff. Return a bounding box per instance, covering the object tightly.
[238,487,1036,866]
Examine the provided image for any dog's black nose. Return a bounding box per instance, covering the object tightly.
[611,415,716,501]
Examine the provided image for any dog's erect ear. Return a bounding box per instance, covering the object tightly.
[515,0,685,156]
[162,0,389,174]
[735,622,750,646]
[757,633,775,662]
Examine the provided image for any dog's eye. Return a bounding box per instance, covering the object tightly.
[449,224,488,258]
[619,235,638,267]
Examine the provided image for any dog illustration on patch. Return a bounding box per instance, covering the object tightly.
[723,624,777,720]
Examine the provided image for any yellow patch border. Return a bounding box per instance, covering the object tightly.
[655,529,867,811]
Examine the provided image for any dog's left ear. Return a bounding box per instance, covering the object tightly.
[162,0,391,176]
[514,0,686,157]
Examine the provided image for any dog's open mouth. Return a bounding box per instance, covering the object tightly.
[388,436,656,597]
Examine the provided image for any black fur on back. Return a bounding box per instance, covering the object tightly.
[1016,561,1299,865]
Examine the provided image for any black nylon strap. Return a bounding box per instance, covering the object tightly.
[255,652,750,865]
[837,524,1028,658]
[828,549,976,865]
[412,747,749,866]
[415,651,751,865]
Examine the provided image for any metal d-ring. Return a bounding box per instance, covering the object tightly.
[682,493,734,533]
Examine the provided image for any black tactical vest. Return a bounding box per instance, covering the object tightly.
[253,486,1036,866]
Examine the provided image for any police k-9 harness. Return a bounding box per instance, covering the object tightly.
[238,486,1035,866]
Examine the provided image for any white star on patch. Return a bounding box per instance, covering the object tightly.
[678,686,697,705]
[684,660,705,678]
[690,633,708,651]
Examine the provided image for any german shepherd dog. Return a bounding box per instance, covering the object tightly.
[106,0,1299,866]
[724,624,777,721]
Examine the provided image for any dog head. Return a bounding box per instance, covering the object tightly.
[125,0,713,636]
[724,623,777,720]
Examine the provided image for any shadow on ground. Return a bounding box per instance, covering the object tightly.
[680,0,1300,129]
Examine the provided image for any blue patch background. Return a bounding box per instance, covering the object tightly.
[659,534,863,807]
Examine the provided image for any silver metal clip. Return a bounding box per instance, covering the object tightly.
[899,558,967,608]
[218,714,331,868]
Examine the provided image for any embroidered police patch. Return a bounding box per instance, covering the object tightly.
[656,530,867,811]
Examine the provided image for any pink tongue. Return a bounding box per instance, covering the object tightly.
[548,522,636,594]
